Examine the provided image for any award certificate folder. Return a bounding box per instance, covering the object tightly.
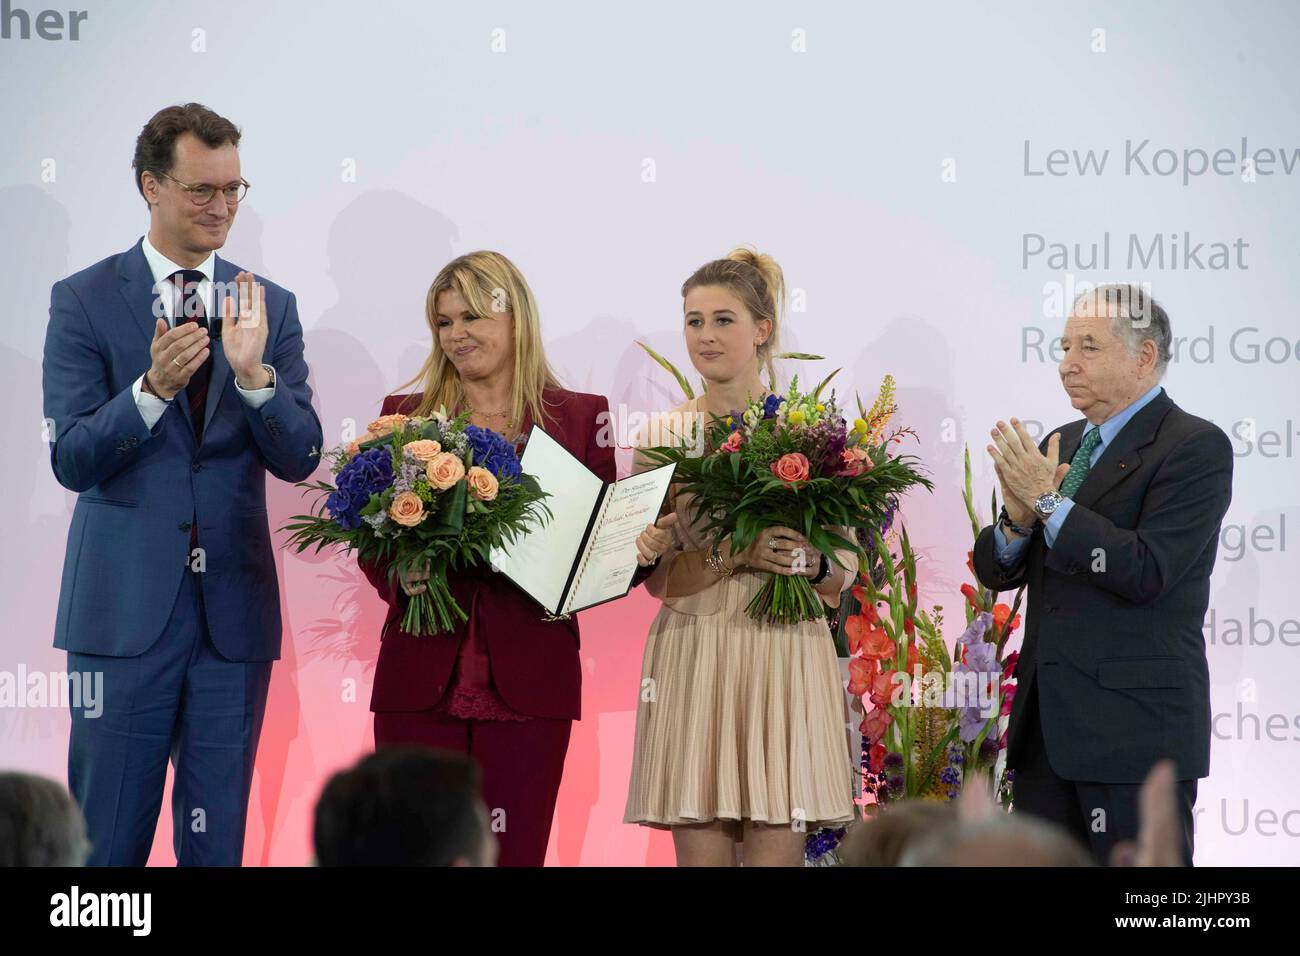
[489,425,676,617]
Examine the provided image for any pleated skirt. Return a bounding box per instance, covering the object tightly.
[622,575,857,830]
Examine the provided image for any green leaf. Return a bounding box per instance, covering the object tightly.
[430,480,468,534]
[812,368,841,399]
[636,340,695,400]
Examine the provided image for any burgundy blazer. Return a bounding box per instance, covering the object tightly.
[359,386,615,720]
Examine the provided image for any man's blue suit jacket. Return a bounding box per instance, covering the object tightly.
[42,238,323,662]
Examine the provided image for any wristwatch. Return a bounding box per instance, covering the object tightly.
[998,504,1033,536]
[1033,490,1065,520]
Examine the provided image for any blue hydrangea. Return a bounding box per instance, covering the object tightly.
[327,447,394,530]
[464,425,522,480]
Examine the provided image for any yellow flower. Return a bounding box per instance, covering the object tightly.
[854,417,868,432]
[788,409,805,426]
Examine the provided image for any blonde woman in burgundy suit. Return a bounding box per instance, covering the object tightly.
[358,251,613,866]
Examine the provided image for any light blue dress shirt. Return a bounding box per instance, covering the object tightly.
[994,384,1164,566]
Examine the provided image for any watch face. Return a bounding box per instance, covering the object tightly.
[1035,492,1059,515]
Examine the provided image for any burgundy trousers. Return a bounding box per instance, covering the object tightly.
[374,709,572,866]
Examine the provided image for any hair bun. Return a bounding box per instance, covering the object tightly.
[725,245,785,321]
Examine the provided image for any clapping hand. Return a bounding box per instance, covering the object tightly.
[221,271,272,389]
[987,418,1070,517]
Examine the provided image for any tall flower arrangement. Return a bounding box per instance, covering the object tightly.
[843,447,1024,811]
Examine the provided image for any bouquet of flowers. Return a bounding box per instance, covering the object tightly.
[283,409,549,636]
[637,374,931,625]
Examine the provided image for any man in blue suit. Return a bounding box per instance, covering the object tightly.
[41,103,323,865]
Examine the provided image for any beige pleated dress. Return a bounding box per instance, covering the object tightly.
[622,396,858,830]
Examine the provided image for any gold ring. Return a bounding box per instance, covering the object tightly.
[172,357,183,367]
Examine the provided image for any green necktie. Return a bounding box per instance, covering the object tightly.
[1059,426,1102,498]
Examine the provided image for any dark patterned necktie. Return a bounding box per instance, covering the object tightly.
[170,269,212,445]
[170,269,210,559]
[1059,426,1102,498]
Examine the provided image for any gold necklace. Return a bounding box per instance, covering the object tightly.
[467,406,518,438]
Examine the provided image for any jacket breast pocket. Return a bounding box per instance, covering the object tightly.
[1096,656,1185,689]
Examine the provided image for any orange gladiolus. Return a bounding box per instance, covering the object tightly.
[847,656,877,696]
[860,626,896,662]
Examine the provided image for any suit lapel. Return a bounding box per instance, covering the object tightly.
[1070,389,1173,509]
[117,239,194,435]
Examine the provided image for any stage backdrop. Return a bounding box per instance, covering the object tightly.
[2,0,1297,865]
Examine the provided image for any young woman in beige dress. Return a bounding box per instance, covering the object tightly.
[623,247,857,866]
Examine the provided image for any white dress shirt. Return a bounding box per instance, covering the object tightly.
[132,234,275,429]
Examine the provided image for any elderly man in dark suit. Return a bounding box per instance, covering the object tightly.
[972,284,1232,866]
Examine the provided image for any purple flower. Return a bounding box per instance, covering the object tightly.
[762,393,784,419]
[327,447,394,530]
[979,735,999,761]
[954,611,1000,743]
[880,495,899,536]
[465,425,522,479]
[956,611,993,649]
[392,450,425,494]
[961,639,997,674]
[959,708,991,743]
[804,827,846,862]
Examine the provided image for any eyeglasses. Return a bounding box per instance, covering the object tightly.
[155,171,250,206]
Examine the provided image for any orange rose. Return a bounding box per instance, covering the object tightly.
[465,466,499,502]
[367,413,409,438]
[404,439,443,462]
[770,452,810,484]
[388,491,426,527]
[346,431,379,457]
[426,452,466,490]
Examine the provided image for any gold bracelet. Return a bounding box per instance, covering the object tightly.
[706,541,734,576]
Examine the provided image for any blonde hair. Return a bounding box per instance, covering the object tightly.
[681,245,785,384]
[396,250,564,428]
